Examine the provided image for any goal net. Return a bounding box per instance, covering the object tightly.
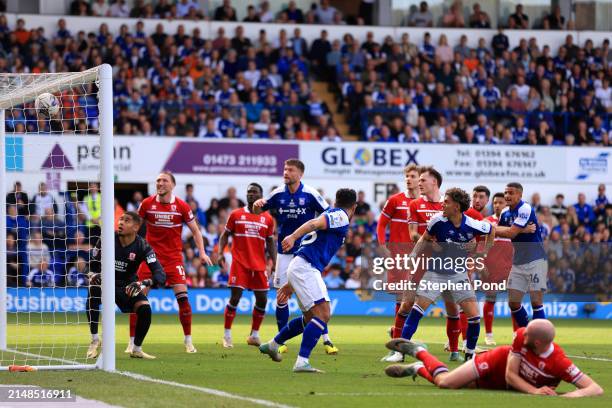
[0,65,115,371]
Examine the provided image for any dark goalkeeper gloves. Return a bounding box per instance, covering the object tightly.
[125,279,153,297]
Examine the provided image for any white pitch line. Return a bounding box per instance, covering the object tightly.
[117,370,295,408]
[566,355,612,362]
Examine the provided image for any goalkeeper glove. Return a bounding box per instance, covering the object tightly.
[125,279,153,297]
[88,273,101,286]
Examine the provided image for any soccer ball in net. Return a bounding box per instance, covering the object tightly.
[35,92,61,118]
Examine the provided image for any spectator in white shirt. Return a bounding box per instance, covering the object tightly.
[315,0,337,24]
[109,0,129,18]
[92,0,110,16]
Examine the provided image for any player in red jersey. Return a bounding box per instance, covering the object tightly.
[130,171,212,354]
[385,319,603,397]
[395,166,463,361]
[482,192,514,344]
[217,183,276,349]
[378,164,420,363]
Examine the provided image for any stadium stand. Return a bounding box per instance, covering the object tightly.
[0,5,609,144]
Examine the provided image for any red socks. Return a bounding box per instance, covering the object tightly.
[446,315,460,352]
[393,312,408,338]
[251,306,265,332]
[129,313,137,337]
[483,301,495,334]
[224,304,237,330]
[459,311,468,340]
[177,297,192,336]
[417,365,434,384]
[416,349,448,378]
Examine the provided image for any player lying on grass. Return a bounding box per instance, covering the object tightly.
[385,319,603,398]
[87,211,166,359]
[258,188,357,372]
[218,183,276,348]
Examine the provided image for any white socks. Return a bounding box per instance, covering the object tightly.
[224,329,231,338]
[322,333,331,342]
[129,336,134,346]
[295,355,309,366]
[92,334,99,342]
[133,345,142,352]
[251,330,259,338]
[184,335,192,343]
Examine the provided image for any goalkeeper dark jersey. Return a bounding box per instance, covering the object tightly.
[91,234,166,288]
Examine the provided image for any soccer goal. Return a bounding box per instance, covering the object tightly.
[0,64,115,371]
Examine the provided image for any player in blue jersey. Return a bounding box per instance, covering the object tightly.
[495,182,546,329]
[387,188,495,361]
[258,189,357,372]
[253,159,338,354]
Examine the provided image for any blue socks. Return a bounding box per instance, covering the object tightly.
[511,305,529,328]
[275,302,289,331]
[299,317,327,359]
[532,305,546,320]
[401,304,425,340]
[274,316,304,345]
[465,316,480,353]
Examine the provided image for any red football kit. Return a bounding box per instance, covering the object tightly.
[378,192,416,291]
[473,327,584,390]
[225,207,274,291]
[137,194,194,285]
[483,214,514,283]
[408,196,443,235]
[380,192,414,244]
[406,196,443,283]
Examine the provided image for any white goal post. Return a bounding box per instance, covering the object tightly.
[0,64,115,371]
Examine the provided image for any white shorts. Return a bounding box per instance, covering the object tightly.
[273,253,294,288]
[417,271,476,305]
[287,256,330,312]
[508,259,548,293]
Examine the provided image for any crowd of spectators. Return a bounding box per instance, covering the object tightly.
[336,28,610,144]
[70,0,356,25]
[1,7,610,144]
[6,180,611,297]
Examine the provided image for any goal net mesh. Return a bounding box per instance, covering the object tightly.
[1,68,106,369]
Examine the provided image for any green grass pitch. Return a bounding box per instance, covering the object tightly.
[1,314,610,407]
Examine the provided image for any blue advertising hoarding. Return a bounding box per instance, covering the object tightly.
[6,288,611,319]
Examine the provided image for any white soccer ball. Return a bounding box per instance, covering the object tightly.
[35,93,60,118]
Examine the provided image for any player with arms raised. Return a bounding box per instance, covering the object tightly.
[385,319,603,398]
[378,164,420,363]
[258,189,357,372]
[131,171,212,353]
[86,212,166,359]
[253,159,338,354]
[217,183,276,348]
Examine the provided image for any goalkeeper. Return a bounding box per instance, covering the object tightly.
[86,211,166,359]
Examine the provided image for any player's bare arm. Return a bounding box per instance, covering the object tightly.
[187,219,212,266]
[253,198,266,214]
[561,374,604,398]
[505,353,557,395]
[217,229,230,267]
[408,230,434,258]
[409,222,420,242]
[495,223,536,239]
[281,214,327,253]
[266,235,277,272]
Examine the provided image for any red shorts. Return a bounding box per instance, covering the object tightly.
[137,260,186,286]
[472,346,511,390]
[229,261,269,291]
